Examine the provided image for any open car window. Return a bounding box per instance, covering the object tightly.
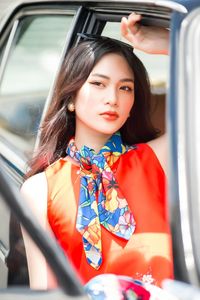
[102,21,169,94]
[102,21,169,135]
[0,13,74,160]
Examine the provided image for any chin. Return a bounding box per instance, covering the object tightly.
[96,128,120,136]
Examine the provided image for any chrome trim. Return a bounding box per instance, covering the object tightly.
[34,6,81,150]
[0,8,75,45]
[0,19,18,86]
[17,7,74,15]
[0,20,26,181]
[0,0,188,32]
[13,9,75,19]
[0,141,26,175]
[0,241,8,264]
[0,8,76,47]
[156,1,187,13]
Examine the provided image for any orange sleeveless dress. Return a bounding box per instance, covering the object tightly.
[45,143,173,286]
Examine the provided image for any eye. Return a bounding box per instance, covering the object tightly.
[120,85,134,92]
[90,81,104,87]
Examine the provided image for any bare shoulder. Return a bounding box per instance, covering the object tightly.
[21,172,47,202]
[21,171,46,189]
[147,133,168,174]
[21,172,48,218]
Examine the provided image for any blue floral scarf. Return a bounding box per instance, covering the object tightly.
[66,132,136,269]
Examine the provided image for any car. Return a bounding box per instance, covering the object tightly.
[0,0,200,299]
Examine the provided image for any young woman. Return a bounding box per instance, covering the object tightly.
[21,13,172,289]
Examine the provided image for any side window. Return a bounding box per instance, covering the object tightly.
[0,14,74,158]
[102,22,169,134]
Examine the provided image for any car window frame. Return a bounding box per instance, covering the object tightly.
[0,1,175,181]
[0,3,93,292]
[0,4,87,179]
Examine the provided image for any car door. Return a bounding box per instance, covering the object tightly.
[168,4,200,288]
[0,0,177,291]
[0,2,91,288]
[1,0,200,298]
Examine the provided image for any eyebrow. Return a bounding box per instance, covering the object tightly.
[91,73,134,83]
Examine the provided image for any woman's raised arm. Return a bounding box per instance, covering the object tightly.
[121,13,170,174]
[121,12,169,55]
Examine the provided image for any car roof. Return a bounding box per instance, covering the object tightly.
[2,0,189,14]
[0,0,190,31]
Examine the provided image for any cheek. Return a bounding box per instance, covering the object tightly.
[75,85,95,110]
[123,97,134,115]
[75,99,95,116]
[74,95,95,120]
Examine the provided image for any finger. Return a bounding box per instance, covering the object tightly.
[120,17,134,44]
[120,17,139,45]
[128,12,142,26]
[120,17,129,37]
[127,13,142,35]
[121,14,141,32]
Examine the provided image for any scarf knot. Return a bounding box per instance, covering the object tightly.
[80,148,105,177]
[66,132,136,269]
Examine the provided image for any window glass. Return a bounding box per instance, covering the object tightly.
[102,22,169,94]
[0,14,74,158]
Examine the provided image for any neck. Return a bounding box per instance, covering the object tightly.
[74,128,112,153]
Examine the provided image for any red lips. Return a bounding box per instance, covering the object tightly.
[100,111,119,120]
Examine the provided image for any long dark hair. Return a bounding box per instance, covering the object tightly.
[27,36,159,177]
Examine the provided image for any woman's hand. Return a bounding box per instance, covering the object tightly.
[121,13,169,55]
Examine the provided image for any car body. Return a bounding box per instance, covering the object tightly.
[0,0,200,299]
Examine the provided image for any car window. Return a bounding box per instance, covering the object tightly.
[102,22,169,134]
[102,22,169,94]
[0,14,74,159]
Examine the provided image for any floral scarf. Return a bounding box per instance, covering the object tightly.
[66,132,136,269]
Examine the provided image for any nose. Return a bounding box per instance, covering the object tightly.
[104,87,118,106]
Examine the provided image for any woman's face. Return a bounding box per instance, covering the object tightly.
[74,52,135,138]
